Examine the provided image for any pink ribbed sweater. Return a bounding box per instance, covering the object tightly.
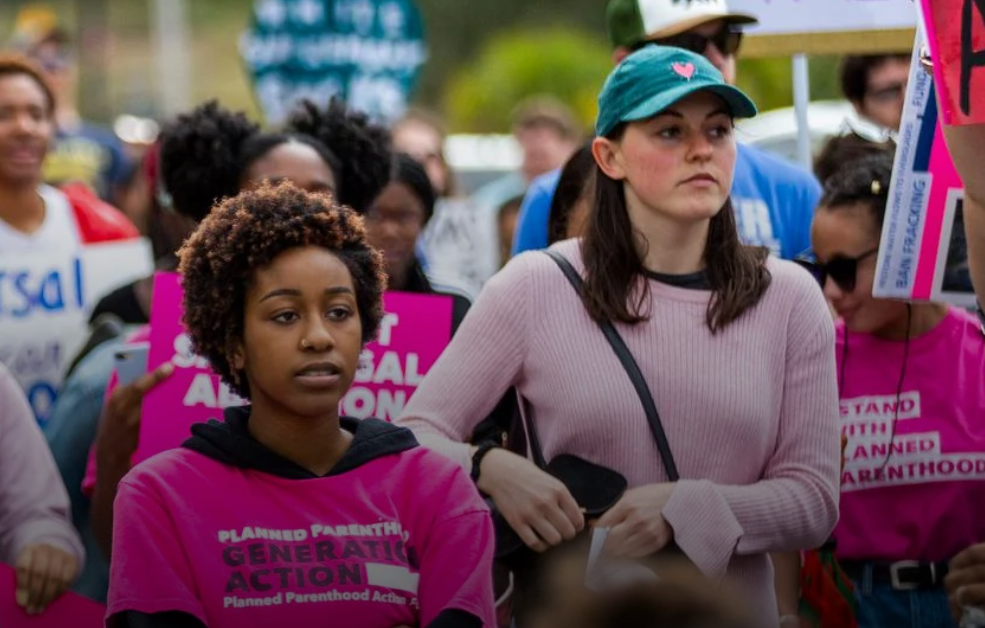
[398,239,840,625]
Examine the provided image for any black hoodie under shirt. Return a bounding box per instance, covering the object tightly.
[112,408,483,628]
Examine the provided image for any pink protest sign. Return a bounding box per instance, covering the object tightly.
[921,0,985,126]
[340,291,453,422]
[875,34,974,307]
[138,274,454,463]
[0,564,105,628]
[137,273,246,465]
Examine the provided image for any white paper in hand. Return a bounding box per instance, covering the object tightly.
[584,527,657,591]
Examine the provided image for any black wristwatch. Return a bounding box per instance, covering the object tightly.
[470,441,500,484]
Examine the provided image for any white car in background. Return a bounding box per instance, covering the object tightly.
[735,100,892,167]
[444,100,892,194]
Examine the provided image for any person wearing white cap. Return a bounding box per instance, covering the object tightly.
[606,0,757,78]
[511,0,823,267]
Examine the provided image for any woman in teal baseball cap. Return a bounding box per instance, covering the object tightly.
[399,45,840,628]
[588,44,759,327]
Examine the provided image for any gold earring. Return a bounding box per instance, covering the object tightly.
[871,180,882,195]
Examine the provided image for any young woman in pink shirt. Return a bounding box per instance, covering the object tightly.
[106,183,495,628]
[398,45,840,627]
[807,151,985,628]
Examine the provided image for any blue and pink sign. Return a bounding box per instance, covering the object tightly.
[874,33,973,306]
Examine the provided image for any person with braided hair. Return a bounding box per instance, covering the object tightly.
[105,182,495,628]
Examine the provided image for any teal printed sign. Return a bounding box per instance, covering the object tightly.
[240,0,427,124]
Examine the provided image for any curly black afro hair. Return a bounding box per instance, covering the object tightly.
[286,97,393,213]
[177,182,386,399]
[159,100,261,222]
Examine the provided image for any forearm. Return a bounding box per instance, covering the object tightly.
[91,454,132,559]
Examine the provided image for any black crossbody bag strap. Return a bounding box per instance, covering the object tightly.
[543,249,680,482]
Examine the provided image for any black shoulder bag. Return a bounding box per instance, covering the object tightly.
[543,249,680,482]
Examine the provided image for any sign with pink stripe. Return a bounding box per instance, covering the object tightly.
[874,33,974,307]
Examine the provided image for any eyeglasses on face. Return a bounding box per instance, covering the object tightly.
[795,248,880,293]
[653,27,744,57]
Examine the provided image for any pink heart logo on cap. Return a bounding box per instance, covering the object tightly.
[672,62,696,81]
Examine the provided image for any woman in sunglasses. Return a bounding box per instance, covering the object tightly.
[807,151,985,628]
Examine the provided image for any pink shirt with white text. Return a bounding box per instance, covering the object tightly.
[834,307,985,562]
[107,445,495,627]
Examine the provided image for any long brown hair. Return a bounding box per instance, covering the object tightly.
[580,125,771,333]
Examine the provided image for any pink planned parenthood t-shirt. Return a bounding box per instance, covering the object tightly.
[834,307,985,562]
[107,410,496,628]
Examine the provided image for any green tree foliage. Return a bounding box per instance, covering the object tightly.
[412,0,607,109]
[443,28,612,133]
[737,55,843,112]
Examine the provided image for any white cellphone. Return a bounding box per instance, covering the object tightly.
[114,342,151,387]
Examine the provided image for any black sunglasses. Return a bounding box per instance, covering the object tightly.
[796,249,879,293]
[654,27,744,57]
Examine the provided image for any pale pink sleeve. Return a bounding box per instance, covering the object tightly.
[81,370,120,498]
[417,463,496,627]
[662,268,840,579]
[107,474,205,622]
[0,364,84,565]
[397,255,532,470]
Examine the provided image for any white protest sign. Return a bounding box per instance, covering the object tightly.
[728,0,916,35]
[873,34,974,307]
[0,239,154,425]
[419,199,500,300]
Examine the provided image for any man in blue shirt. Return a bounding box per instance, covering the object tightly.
[512,0,821,261]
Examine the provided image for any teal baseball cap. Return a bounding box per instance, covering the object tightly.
[596,45,757,137]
